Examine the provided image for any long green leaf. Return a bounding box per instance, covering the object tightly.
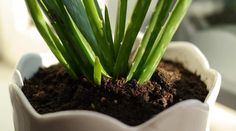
[104,6,114,54]
[94,0,103,19]
[41,0,96,80]
[138,0,192,83]
[127,0,174,81]
[61,0,110,77]
[37,0,78,76]
[94,56,102,86]
[46,24,78,77]
[113,0,152,77]
[83,0,115,74]
[113,0,127,56]
[62,0,100,56]
[25,0,77,77]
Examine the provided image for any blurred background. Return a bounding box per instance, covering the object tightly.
[1,0,236,130]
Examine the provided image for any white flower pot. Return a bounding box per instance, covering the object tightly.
[9,42,221,131]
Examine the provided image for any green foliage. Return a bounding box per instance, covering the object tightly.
[25,0,192,85]
[94,56,102,86]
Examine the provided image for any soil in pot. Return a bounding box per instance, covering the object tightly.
[22,60,208,126]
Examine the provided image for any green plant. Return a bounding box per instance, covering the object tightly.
[25,0,191,85]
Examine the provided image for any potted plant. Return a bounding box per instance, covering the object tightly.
[9,0,221,131]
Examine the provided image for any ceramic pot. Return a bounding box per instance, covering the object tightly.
[9,42,221,131]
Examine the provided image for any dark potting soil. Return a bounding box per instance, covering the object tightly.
[22,60,208,126]
[206,9,236,26]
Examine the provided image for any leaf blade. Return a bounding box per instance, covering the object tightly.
[113,0,152,77]
[138,0,192,83]
[62,0,101,57]
[25,0,77,77]
[94,56,102,86]
[127,0,174,81]
[113,0,127,56]
[83,0,115,74]
[41,0,97,80]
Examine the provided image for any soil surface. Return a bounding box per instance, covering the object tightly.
[22,60,208,126]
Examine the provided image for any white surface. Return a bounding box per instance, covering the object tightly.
[0,62,14,131]
[191,29,236,96]
[211,103,236,131]
[0,0,52,65]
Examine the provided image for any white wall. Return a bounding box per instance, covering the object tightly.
[0,0,49,65]
[0,0,110,65]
